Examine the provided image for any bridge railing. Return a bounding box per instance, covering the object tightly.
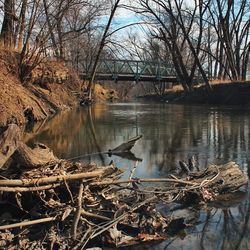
[79,59,176,81]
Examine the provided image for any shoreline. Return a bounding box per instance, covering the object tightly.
[137,81,250,106]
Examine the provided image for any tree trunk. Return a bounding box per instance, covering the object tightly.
[0,0,15,48]
[87,0,121,101]
[14,0,27,51]
[43,0,60,58]
[17,0,28,52]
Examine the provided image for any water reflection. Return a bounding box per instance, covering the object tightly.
[25,102,250,249]
[152,191,250,250]
[26,103,250,176]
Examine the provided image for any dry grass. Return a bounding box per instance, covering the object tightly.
[165,84,184,93]
[165,79,250,95]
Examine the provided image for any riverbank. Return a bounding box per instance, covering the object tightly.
[0,50,117,127]
[139,81,250,106]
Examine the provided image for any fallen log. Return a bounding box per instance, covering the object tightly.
[91,162,248,195]
[0,124,22,169]
[194,161,248,192]
[90,177,196,187]
[0,125,60,170]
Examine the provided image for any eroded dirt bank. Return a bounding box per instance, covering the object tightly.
[0,50,83,127]
[0,50,117,128]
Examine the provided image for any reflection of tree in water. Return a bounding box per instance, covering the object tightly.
[27,104,250,178]
[82,107,105,164]
[141,106,250,175]
[199,197,249,250]
[26,104,140,163]
[157,192,249,250]
[25,109,85,157]
[141,105,208,172]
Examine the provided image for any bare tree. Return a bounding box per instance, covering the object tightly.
[86,0,121,102]
[136,0,212,92]
[207,0,250,81]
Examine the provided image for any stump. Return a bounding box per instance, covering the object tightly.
[0,124,59,169]
[0,124,22,169]
[12,142,59,169]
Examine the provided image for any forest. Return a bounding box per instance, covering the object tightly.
[0,0,249,97]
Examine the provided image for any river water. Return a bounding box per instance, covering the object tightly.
[26,102,250,250]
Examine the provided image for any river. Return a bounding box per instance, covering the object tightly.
[26,102,250,250]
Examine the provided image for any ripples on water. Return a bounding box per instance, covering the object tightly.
[26,102,250,250]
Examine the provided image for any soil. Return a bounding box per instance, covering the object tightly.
[0,50,116,127]
[139,81,250,106]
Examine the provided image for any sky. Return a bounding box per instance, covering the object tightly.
[99,0,199,58]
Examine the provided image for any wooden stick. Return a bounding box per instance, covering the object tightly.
[0,184,60,192]
[72,181,84,240]
[81,210,111,221]
[90,177,196,187]
[0,166,114,187]
[127,161,139,188]
[0,217,57,230]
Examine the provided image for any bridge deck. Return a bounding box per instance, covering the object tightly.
[80,73,177,82]
[80,59,178,83]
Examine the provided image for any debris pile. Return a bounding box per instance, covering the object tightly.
[0,125,248,248]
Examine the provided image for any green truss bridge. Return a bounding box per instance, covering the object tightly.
[79,59,178,83]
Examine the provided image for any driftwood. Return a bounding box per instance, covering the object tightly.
[0,165,115,187]
[179,160,190,174]
[0,184,60,192]
[109,151,143,161]
[72,181,84,239]
[91,162,248,194]
[12,142,59,169]
[0,217,57,231]
[108,135,142,154]
[192,162,248,192]
[0,124,22,169]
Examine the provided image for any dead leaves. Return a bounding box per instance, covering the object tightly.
[107,223,167,248]
[117,233,166,247]
[0,232,14,248]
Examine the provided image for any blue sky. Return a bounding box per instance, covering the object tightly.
[99,3,145,38]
